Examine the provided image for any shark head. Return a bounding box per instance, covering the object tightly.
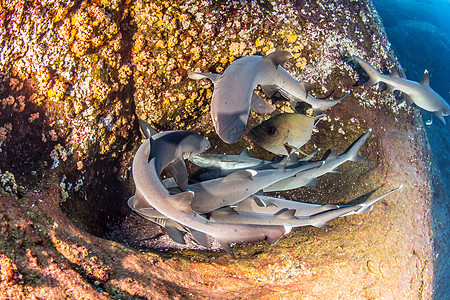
[178,133,211,159]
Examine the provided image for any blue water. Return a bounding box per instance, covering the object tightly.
[372,0,450,298]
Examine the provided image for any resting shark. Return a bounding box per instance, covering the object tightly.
[263,129,371,192]
[234,185,403,218]
[187,160,323,214]
[190,148,319,181]
[352,56,450,124]
[131,130,291,259]
[189,51,346,143]
[210,186,401,228]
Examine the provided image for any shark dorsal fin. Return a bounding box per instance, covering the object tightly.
[263,50,293,68]
[224,170,256,181]
[138,119,158,139]
[172,191,194,212]
[389,69,400,78]
[420,70,430,86]
[325,150,339,161]
[274,208,297,220]
[239,147,251,157]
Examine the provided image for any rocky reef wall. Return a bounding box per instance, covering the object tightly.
[0,0,433,298]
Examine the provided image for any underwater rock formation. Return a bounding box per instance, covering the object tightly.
[0,0,433,298]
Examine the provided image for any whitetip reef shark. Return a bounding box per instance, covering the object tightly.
[131,130,292,259]
[263,129,371,192]
[186,159,323,214]
[352,56,450,124]
[189,50,347,143]
[209,185,402,228]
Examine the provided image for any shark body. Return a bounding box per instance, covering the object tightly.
[189,51,345,143]
[263,129,371,192]
[210,186,400,228]
[353,56,450,124]
[131,130,291,259]
[187,160,323,214]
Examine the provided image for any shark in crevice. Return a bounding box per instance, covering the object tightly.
[189,51,347,143]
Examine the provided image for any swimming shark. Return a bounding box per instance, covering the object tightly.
[352,56,450,124]
[131,130,292,259]
[209,186,401,228]
[263,129,371,192]
[187,159,323,214]
[189,51,346,143]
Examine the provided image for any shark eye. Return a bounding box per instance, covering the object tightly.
[265,126,277,136]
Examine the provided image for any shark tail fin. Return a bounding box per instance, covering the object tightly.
[138,119,158,138]
[345,128,372,162]
[188,71,221,83]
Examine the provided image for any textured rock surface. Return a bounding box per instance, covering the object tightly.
[0,0,433,298]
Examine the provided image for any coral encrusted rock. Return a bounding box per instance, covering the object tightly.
[0,0,433,299]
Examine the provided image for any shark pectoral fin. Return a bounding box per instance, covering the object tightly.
[171,191,195,212]
[403,94,414,106]
[138,119,158,138]
[304,178,318,187]
[263,50,293,68]
[224,169,257,182]
[165,226,187,245]
[129,190,151,209]
[250,92,276,114]
[329,168,343,174]
[434,111,447,125]
[217,240,237,260]
[188,228,210,248]
[302,82,316,94]
[274,208,297,220]
[165,159,189,190]
[420,70,430,86]
[260,85,279,98]
[384,84,396,93]
[188,71,221,83]
[137,207,166,218]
